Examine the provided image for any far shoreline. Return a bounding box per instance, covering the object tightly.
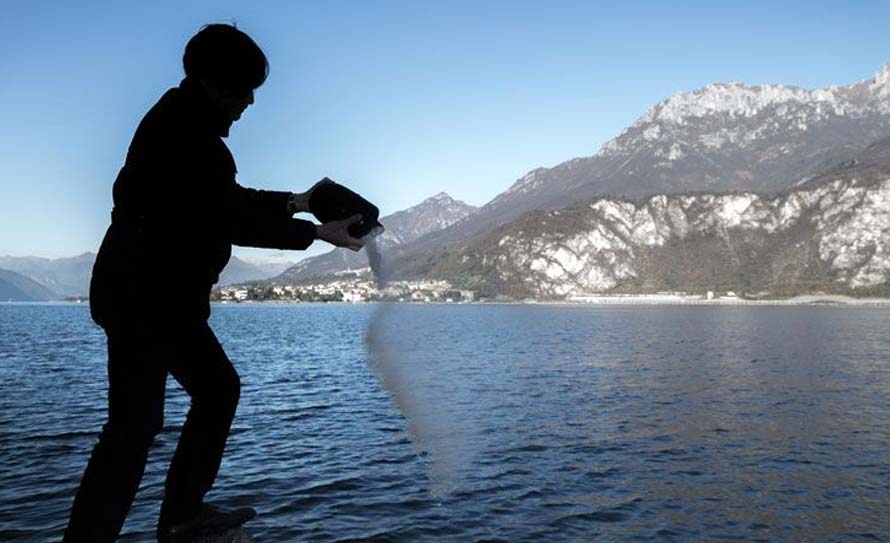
[5,294,890,307]
[209,293,890,306]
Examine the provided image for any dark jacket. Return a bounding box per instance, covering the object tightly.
[90,77,315,328]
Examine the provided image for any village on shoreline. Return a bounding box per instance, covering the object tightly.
[209,273,890,307]
[15,271,890,307]
[11,293,890,307]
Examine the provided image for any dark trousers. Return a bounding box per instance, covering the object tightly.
[63,321,241,542]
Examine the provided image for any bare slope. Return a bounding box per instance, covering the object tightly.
[390,64,890,270]
[424,137,890,298]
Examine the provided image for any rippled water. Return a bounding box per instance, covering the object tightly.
[2,303,889,542]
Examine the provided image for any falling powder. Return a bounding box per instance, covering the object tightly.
[363,237,466,495]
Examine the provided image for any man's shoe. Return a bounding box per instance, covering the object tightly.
[158,503,256,542]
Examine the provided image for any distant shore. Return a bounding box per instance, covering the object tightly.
[5,294,890,307]
[557,294,890,306]
[213,295,890,306]
[217,295,890,307]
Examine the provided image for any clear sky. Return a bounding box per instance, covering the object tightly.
[3,0,890,261]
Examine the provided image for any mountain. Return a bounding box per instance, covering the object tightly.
[489,64,890,213]
[217,256,295,286]
[0,253,95,297]
[0,251,292,293]
[276,192,478,282]
[385,64,890,270]
[422,137,890,298]
[0,268,59,301]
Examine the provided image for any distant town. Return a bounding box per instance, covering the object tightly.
[212,280,738,305]
[208,269,890,306]
[212,269,476,304]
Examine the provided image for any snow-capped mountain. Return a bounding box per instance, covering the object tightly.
[275,192,478,282]
[396,64,890,264]
[423,137,890,298]
[490,64,890,210]
[376,63,890,287]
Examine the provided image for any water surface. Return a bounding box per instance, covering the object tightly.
[1,303,888,542]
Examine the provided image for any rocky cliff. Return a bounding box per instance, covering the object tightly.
[425,138,890,299]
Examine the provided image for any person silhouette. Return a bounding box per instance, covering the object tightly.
[62,23,365,542]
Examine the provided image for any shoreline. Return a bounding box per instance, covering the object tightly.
[5,294,890,307]
[214,294,890,306]
[557,294,890,306]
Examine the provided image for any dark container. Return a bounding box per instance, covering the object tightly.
[308,179,385,239]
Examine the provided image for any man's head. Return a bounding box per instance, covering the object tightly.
[183,23,268,122]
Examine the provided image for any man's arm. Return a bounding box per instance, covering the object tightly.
[232,177,336,216]
[231,182,293,218]
[228,182,316,249]
[231,216,316,250]
[230,210,365,252]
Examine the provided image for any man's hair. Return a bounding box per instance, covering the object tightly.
[183,23,269,95]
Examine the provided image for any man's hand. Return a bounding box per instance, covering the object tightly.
[287,178,336,215]
[316,214,365,252]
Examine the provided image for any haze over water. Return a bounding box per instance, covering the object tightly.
[2,303,889,542]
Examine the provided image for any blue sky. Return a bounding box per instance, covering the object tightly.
[3,0,890,261]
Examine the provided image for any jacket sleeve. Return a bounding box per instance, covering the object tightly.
[228,182,316,250]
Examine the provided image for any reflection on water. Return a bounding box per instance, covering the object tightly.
[1,303,889,542]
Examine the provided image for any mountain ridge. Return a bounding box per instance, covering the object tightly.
[0,268,59,301]
[420,135,890,298]
[0,253,95,297]
[375,62,890,281]
[276,191,478,282]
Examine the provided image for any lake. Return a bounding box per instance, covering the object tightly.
[1,303,889,542]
